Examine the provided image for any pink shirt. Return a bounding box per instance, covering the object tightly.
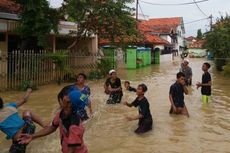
[52,112,88,153]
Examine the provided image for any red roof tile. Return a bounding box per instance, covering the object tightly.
[185,36,196,41]
[0,0,20,14]
[188,40,205,49]
[143,34,170,45]
[148,17,182,26]
[139,17,182,34]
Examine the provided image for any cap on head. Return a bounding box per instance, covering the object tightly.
[109,69,116,75]
[184,59,189,64]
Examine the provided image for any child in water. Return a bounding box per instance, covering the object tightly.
[105,70,123,104]
[124,81,137,92]
[196,62,212,103]
[124,84,153,134]
[169,72,189,117]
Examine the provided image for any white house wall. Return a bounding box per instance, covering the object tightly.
[176,25,185,54]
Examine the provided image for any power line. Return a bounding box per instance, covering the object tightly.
[140,0,209,6]
[139,3,147,20]
[184,17,210,24]
[192,0,209,17]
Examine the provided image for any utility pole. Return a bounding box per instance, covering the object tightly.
[136,0,139,21]
[209,14,213,31]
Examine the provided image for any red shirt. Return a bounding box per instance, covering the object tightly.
[52,111,88,153]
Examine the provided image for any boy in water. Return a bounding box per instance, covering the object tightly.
[196,62,212,103]
[58,73,92,121]
[124,81,137,92]
[19,90,88,153]
[169,72,189,117]
[124,84,153,134]
[105,70,123,104]
[0,88,46,153]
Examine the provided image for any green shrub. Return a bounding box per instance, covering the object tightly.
[97,58,115,76]
[18,80,38,91]
[222,61,230,76]
[88,70,103,80]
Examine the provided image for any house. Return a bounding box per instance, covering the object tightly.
[0,0,98,90]
[185,36,196,48]
[140,17,186,54]
[186,38,206,58]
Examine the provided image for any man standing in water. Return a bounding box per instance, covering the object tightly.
[169,72,189,117]
[196,62,212,103]
[180,59,192,86]
[0,88,46,153]
[58,73,93,121]
[19,90,88,153]
[104,70,123,104]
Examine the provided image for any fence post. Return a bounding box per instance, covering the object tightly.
[0,49,8,91]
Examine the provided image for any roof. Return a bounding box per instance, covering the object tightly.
[140,17,184,34]
[0,0,20,14]
[188,40,205,49]
[143,34,170,45]
[148,17,182,26]
[185,36,196,42]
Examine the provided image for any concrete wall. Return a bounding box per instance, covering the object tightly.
[160,35,172,43]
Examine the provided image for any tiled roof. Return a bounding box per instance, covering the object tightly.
[185,36,196,41]
[188,40,205,49]
[143,34,170,45]
[0,0,20,14]
[139,17,183,34]
[99,17,183,45]
[148,17,182,26]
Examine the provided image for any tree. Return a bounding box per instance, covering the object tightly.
[204,15,230,71]
[196,29,203,39]
[62,0,138,46]
[14,0,59,48]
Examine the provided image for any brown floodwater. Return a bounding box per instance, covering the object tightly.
[1,58,230,153]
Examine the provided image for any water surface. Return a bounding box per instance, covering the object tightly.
[1,58,230,153]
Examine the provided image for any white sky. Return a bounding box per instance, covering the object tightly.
[48,0,230,37]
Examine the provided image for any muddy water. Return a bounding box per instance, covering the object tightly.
[1,58,230,153]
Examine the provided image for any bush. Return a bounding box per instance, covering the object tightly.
[222,61,230,76]
[97,58,115,77]
[215,59,226,71]
[88,70,103,80]
[18,80,37,91]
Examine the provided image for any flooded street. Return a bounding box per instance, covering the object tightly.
[1,58,230,153]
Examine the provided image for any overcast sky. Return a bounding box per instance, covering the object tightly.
[48,0,230,37]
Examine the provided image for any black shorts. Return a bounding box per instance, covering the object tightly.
[174,102,185,108]
[9,119,36,153]
[135,118,153,134]
[106,92,123,104]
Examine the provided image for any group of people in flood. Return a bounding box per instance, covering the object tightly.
[0,59,212,153]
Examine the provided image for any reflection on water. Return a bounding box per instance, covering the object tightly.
[1,58,230,153]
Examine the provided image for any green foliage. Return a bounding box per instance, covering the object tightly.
[62,0,138,45]
[18,80,37,91]
[97,58,115,76]
[43,51,68,70]
[222,61,230,76]
[14,0,59,47]
[204,15,230,71]
[43,51,69,84]
[196,29,203,39]
[88,70,103,80]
